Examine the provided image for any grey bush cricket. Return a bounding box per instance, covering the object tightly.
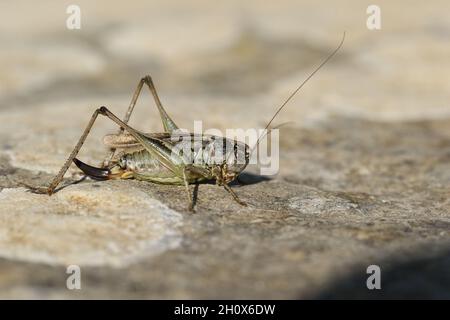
[28,33,345,211]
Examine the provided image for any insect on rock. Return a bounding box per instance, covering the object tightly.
[28,33,345,211]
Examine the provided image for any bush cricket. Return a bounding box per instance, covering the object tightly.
[28,33,345,211]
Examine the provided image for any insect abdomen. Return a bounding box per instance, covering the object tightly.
[119,150,166,173]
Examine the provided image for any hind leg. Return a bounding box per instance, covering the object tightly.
[102,75,179,167]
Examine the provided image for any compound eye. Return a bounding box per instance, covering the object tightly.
[245,144,250,159]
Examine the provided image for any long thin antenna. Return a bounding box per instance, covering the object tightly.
[252,32,346,153]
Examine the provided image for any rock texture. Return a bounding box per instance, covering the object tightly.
[0,0,449,299]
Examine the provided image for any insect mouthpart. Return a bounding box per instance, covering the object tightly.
[223,171,238,184]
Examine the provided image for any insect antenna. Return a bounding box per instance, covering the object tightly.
[250,32,346,158]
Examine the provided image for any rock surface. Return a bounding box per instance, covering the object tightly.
[0,0,449,299]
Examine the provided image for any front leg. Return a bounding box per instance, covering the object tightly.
[182,167,194,212]
[224,184,247,207]
[182,165,213,212]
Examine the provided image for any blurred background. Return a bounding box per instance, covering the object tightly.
[0,0,449,299]
[0,0,449,171]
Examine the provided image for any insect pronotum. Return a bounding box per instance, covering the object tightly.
[28,33,345,211]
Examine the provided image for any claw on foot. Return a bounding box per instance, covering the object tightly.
[18,182,51,195]
[237,200,247,207]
